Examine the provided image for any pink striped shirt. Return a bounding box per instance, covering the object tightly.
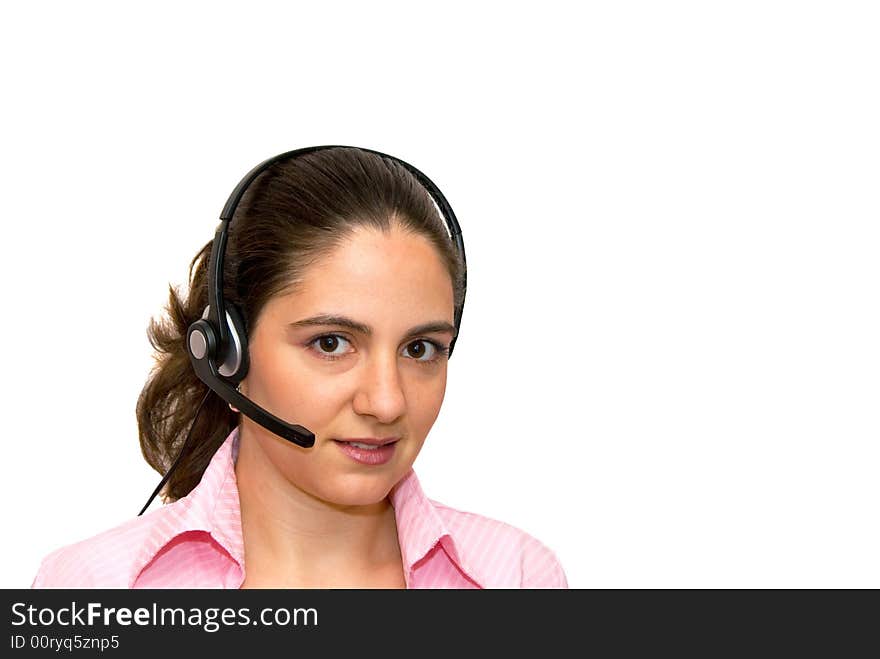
[32,427,567,588]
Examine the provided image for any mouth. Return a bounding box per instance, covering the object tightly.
[333,437,400,450]
[333,438,400,466]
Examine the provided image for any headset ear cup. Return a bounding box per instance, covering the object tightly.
[222,302,250,384]
[186,317,217,363]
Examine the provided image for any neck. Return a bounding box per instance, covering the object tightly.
[234,424,404,587]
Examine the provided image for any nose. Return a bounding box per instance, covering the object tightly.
[352,349,407,424]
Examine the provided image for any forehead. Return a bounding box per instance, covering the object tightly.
[267,227,454,324]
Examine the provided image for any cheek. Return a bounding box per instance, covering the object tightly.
[250,345,346,409]
[268,376,350,431]
[409,372,447,422]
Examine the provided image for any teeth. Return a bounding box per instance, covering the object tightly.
[348,442,381,450]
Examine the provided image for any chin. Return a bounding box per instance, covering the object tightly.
[323,474,397,507]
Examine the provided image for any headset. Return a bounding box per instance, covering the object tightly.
[138,145,467,515]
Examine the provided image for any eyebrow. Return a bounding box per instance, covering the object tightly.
[288,314,457,338]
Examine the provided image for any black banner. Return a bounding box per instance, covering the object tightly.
[2,589,874,653]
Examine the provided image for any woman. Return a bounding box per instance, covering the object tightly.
[32,146,567,588]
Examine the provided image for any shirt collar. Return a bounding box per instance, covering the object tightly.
[131,427,245,587]
[133,426,486,588]
[389,468,485,586]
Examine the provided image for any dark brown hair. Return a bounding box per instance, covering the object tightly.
[135,147,466,503]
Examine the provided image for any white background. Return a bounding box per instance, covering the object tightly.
[2,1,878,589]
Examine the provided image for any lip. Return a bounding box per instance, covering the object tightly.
[333,438,399,465]
[336,437,400,446]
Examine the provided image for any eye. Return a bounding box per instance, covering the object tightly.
[405,339,449,364]
[307,334,353,361]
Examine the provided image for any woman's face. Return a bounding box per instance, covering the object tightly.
[238,225,456,507]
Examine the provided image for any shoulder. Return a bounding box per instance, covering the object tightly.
[31,507,173,588]
[430,500,568,588]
